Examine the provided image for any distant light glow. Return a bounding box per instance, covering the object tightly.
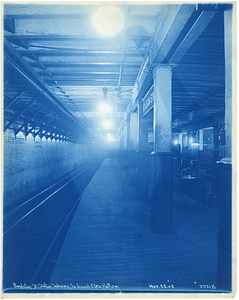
[99,103,110,113]
[106,133,116,142]
[94,5,124,36]
[103,120,112,129]
[107,133,112,142]
[174,140,178,145]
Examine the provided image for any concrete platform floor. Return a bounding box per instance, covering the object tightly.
[50,158,219,293]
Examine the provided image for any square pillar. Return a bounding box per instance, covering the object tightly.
[136,98,149,200]
[126,116,130,151]
[151,65,173,233]
[216,6,234,292]
[128,111,138,168]
[129,111,138,150]
[216,162,232,291]
[224,7,234,160]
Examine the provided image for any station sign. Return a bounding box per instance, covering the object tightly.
[148,132,154,143]
[142,85,154,117]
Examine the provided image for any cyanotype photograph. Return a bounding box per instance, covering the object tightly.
[1,0,237,297]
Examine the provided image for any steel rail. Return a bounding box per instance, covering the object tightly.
[31,191,84,284]
[3,165,90,235]
[4,165,88,220]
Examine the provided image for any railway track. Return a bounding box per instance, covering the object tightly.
[3,162,102,290]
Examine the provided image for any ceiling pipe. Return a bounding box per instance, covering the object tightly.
[117,35,125,91]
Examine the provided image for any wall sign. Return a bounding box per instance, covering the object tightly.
[142,85,154,116]
[148,132,154,143]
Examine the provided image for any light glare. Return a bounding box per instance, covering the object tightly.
[103,120,112,128]
[99,103,110,113]
[94,5,124,36]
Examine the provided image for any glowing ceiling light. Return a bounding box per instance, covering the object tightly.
[94,5,124,36]
[103,120,112,129]
[99,103,110,113]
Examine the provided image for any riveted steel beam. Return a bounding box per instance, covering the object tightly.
[150,4,196,64]
[39,115,64,137]
[15,105,44,135]
[4,90,25,111]
[34,114,58,136]
[4,18,15,33]
[126,3,223,123]
[4,38,96,139]
[4,98,36,131]
[27,110,52,135]
[168,10,219,64]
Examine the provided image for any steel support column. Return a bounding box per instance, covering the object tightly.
[151,65,173,233]
[128,111,138,169]
[136,98,149,200]
[216,5,234,292]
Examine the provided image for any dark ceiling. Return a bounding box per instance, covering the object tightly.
[3,3,226,143]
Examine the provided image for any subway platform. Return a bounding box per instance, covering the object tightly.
[49,158,219,293]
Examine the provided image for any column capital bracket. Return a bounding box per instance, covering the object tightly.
[151,63,177,78]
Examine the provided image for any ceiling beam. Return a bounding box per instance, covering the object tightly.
[15,105,45,134]
[173,80,224,87]
[173,73,224,81]
[179,54,224,65]
[4,90,24,111]
[4,98,36,131]
[29,62,141,71]
[4,37,96,138]
[151,4,196,63]
[18,50,144,58]
[41,74,137,80]
[34,114,59,136]
[45,80,135,87]
[118,36,126,90]
[126,4,198,115]
[168,10,218,63]
[33,56,141,64]
[173,64,224,74]
[4,18,15,33]
[27,110,53,134]
[37,71,138,76]
[123,4,225,133]
[6,35,150,42]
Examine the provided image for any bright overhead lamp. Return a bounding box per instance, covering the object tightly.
[106,133,116,142]
[99,103,110,113]
[103,120,112,129]
[94,5,124,36]
[107,134,113,142]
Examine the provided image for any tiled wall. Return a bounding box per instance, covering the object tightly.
[3,129,94,207]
